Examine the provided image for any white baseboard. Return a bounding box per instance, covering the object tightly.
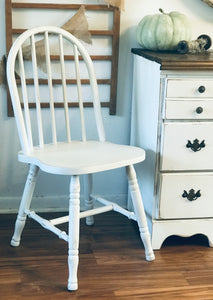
[0,194,127,214]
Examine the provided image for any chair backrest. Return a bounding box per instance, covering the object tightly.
[7,26,106,154]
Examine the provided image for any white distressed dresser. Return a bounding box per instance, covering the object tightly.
[130,49,213,249]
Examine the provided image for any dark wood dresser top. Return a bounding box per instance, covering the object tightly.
[131,48,213,71]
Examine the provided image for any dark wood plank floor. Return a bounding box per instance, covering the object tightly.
[1,212,213,299]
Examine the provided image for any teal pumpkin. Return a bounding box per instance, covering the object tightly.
[136,9,191,51]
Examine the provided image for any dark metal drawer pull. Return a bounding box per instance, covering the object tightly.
[196,106,203,114]
[182,189,201,201]
[198,85,206,93]
[186,139,205,152]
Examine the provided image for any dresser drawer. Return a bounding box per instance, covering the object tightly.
[159,173,213,219]
[165,99,213,119]
[161,122,213,171]
[166,79,213,98]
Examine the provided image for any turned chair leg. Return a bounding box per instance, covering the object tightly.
[83,174,94,226]
[67,175,80,291]
[126,165,155,261]
[11,164,39,247]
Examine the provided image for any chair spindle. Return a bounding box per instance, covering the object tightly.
[44,31,57,144]
[59,34,71,142]
[74,45,86,142]
[18,47,33,150]
[31,34,44,147]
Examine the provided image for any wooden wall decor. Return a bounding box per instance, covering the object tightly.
[202,0,213,7]
[5,0,120,116]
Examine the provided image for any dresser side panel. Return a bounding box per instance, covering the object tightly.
[130,55,161,221]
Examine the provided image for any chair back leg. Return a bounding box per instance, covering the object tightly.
[68,175,80,291]
[11,164,39,247]
[83,174,94,226]
[126,165,155,261]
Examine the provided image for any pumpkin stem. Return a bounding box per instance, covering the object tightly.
[159,8,165,14]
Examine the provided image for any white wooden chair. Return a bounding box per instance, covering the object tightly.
[6,26,155,291]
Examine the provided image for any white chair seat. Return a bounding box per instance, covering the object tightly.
[18,141,145,175]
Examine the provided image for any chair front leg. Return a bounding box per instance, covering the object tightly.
[126,165,155,261]
[11,164,39,247]
[67,175,80,291]
[83,174,94,225]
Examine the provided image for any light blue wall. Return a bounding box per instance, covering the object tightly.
[0,0,213,212]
